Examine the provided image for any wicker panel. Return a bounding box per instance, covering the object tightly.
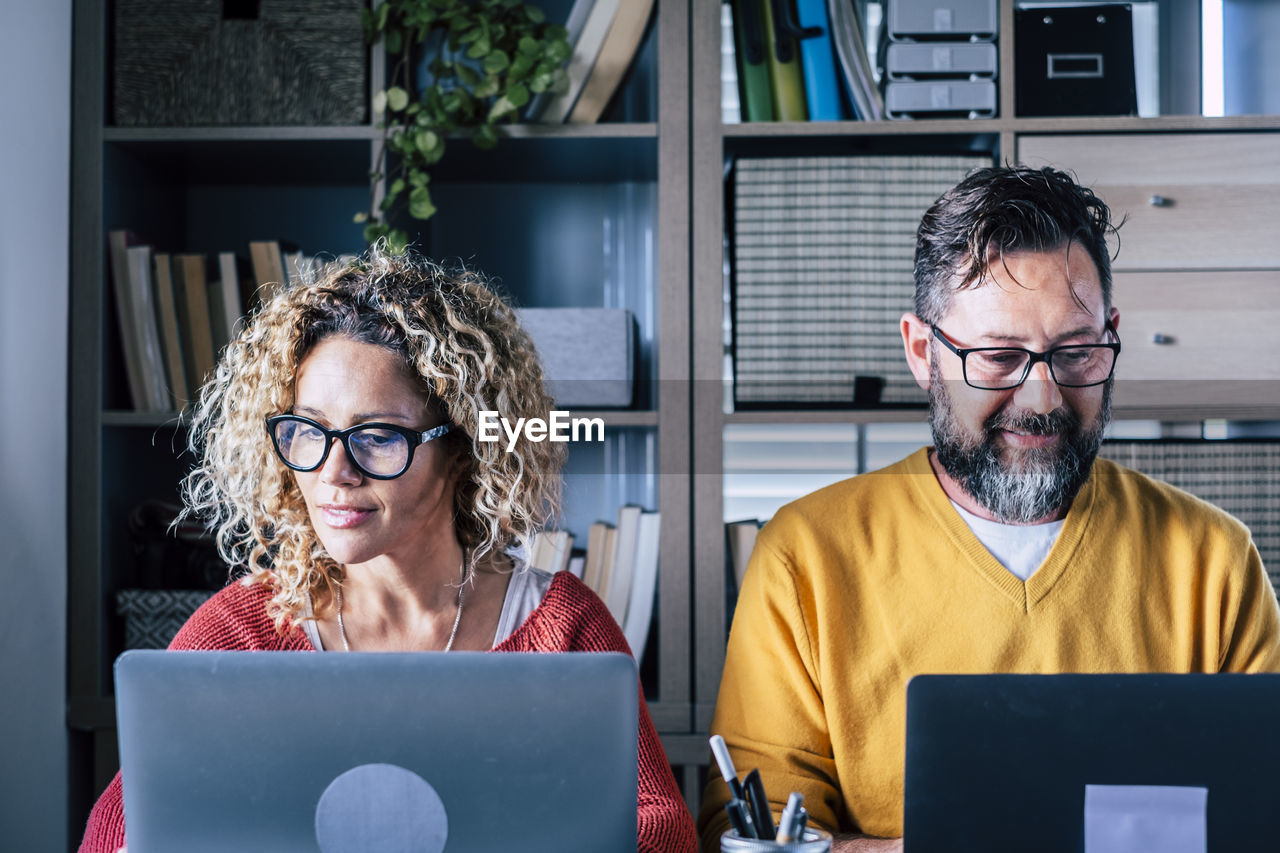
[1100,440,1280,594]
[116,589,216,649]
[731,154,990,408]
[113,0,367,126]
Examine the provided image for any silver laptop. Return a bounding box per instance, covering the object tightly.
[115,650,638,852]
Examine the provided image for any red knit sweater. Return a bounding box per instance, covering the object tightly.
[79,571,696,853]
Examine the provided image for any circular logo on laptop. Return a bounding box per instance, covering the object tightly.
[315,763,448,853]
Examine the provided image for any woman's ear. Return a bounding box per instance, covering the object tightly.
[901,313,933,391]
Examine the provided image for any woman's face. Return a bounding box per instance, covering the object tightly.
[289,335,458,568]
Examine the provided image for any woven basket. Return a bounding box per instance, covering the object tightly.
[113,0,367,126]
[116,589,217,649]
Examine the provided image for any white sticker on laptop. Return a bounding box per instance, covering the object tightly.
[1084,784,1207,853]
[315,763,448,853]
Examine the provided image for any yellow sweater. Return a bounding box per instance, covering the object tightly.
[699,448,1280,846]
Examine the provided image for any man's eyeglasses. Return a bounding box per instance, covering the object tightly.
[266,414,453,480]
[930,323,1121,391]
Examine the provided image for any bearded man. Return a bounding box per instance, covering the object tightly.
[698,166,1280,853]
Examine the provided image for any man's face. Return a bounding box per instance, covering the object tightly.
[924,242,1117,524]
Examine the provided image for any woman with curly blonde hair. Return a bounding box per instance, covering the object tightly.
[79,245,698,853]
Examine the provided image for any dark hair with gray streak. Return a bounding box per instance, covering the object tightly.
[913,165,1119,324]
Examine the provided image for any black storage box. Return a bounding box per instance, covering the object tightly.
[113,0,368,126]
[1014,4,1137,117]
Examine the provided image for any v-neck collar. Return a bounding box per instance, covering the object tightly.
[904,447,1098,612]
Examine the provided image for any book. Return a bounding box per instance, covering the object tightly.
[602,504,642,623]
[537,0,623,123]
[567,0,656,124]
[721,2,743,123]
[582,520,613,592]
[151,253,190,410]
[726,518,762,588]
[761,0,808,121]
[732,0,775,122]
[622,510,660,658]
[595,526,618,599]
[248,240,289,307]
[549,530,575,573]
[174,254,217,394]
[795,0,848,120]
[216,252,245,343]
[124,244,171,411]
[567,553,586,579]
[827,0,884,120]
[108,231,167,411]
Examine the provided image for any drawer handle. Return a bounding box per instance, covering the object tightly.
[1149,194,1173,207]
[1152,333,1177,345]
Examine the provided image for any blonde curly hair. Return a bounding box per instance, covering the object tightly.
[180,244,564,633]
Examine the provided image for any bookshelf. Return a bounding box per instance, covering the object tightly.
[66,0,698,835]
[690,0,1280,790]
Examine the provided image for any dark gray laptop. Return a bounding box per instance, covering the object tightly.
[904,674,1280,853]
[115,650,638,852]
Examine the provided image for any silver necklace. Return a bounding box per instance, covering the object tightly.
[335,554,469,652]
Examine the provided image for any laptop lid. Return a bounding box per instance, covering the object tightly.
[115,650,638,853]
[904,673,1280,853]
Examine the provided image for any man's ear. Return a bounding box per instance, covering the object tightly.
[902,313,933,391]
[1108,305,1120,334]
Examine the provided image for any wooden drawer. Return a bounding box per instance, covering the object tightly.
[1111,270,1280,411]
[1018,134,1280,271]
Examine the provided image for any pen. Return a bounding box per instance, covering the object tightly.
[709,735,747,802]
[776,791,804,843]
[743,768,776,838]
[725,797,758,839]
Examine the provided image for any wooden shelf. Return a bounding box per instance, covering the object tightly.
[725,409,927,425]
[102,409,659,429]
[722,114,1280,139]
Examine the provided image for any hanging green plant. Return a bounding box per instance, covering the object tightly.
[358,0,572,251]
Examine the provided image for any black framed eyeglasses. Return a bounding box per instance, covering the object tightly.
[266,414,453,480]
[930,322,1121,391]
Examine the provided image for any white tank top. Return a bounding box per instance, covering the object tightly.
[301,564,553,651]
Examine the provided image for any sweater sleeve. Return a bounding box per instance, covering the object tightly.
[1218,538,1280,673]
[77,582,300,853]
[530,573,698,853]
[697,525,847,851]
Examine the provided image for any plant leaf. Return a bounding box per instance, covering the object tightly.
[353,212,369,223]
[385,28,403,55]
[386,86,410,112]
[373,89,388,115]
[472,123,499,149]
[488,95,517,122]
[409,186,437,220]
[506,82,529,108]
[482,49,510,74]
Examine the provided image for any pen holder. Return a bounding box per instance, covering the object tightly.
[720,828,832,851]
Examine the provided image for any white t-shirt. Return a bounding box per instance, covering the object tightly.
[949,500,1066,582]
[301,565,553,651]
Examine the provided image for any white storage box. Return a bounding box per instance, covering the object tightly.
[516,308,635,407]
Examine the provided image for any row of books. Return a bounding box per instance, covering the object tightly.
[108,231,315,412]
[527,505,661,658]
[525,0,656,124]
[723,0,884,123]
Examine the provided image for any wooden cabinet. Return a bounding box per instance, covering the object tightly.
[1019,133,1280,270]
[1019,132,1280,415]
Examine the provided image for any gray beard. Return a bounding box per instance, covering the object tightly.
[929,359,1111,524]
